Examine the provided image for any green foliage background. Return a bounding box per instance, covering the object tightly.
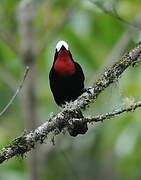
[0,0,141,179]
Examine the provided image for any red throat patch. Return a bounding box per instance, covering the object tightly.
[54,50,76,76]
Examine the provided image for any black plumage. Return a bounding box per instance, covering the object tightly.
[49,62,84,106]
[49,42,88,136]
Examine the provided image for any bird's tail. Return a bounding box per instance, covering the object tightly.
[68,121,88,137]
[68,109,88,136]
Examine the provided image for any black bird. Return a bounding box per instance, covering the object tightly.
[49,40,88,136]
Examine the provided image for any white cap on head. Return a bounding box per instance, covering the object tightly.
[56,40,69,52]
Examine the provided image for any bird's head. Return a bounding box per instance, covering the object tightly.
[56,40,69,52]
[54,40,73,60]
[54,40,75,75]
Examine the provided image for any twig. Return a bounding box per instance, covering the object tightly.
[90,0,141,29]
[0,67,29,117]
[73,101,141,123]
[0,41,141,164]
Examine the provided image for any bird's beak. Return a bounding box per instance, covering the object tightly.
[59,45,67,51]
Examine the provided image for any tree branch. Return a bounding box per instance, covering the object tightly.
[71,42,141,110]
[0,67,29,117]
[89,11,141,85]
[17,1,40,180]
[73,101,141,123]
[90,0,141,29]
[0,41,141,164]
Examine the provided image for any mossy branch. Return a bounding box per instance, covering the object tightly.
[70,42,141,110]
[72,101,141,123]
[0,42,141,164]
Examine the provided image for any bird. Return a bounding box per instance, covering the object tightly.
[49,40,88,136]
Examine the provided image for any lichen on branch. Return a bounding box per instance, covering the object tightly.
[71,42,141,110]
[0,42,141,164]
[72,101,141,123]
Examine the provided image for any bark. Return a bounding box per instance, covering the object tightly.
[0,41,141,164]
[17,1,40,180]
